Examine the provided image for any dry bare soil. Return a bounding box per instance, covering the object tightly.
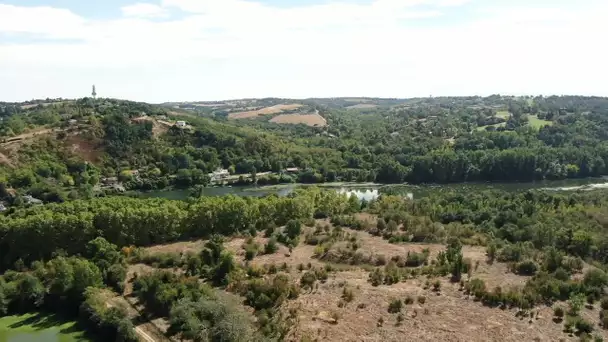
[136,218,608,342]
[228,104,303,119]
[269,113,327,127]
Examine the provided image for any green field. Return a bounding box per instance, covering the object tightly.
[528,115,553,128]
[476,122,506,131]
[0,313,92,342]
[495,110,511,119]
[478,114,552,131]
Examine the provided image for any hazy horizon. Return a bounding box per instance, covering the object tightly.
[1,0,607,102]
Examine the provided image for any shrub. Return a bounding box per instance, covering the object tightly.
[515,260,538,276]
[553,306,565,318]
[601,310,608,329]
[342,287,355,303]
[405,251,429,267]
[465,278,487,299]
[300,272,317,290]
[375,254,387,266]
[245,248,257,261]
[396,313,404,324]
[404,296,414,305]
[433,280,441,292]
[264,239,278,254]
[601,297,608,310]
[369,268,384,287]
[575,318,594,334]
[418,296,426,305]
[388,299,402,313]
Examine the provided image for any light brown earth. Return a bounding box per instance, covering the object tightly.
[269,113,327,127]
[346,104,378,110]
[228,104,303,119]
[20,100,74,110]
[128,220,608,342]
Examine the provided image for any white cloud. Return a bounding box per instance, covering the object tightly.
[121,3,168,18]
[0,4,85,39]
[0,0,607,101]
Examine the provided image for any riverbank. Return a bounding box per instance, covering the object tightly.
[132,177,608,202]
[0,312,93,342]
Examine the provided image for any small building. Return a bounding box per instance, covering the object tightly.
[0,203,7,212]
[285,167,299,173]
[101,177,119,185]
[176,121,187,127]
[209,168,230,182]
[68,119,77,125]
[23,195,43,205]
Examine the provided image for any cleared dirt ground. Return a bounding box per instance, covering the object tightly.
[130,220,608,342]
[228,104,302,119]
[269,113,327,127]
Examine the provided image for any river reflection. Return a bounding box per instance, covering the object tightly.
[138,178,608,201]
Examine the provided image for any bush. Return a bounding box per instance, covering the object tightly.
[575,318,595,334]
[342,287,355,303]
[300,272,316,290]
[388,299,402,313]
[601,297,608,310]
[369,268,384,287]
[433,280,441,292]
[600,310,608,328]
[553,306,564,318]
[404,296,414,305]
[405,251,429,267]
[264,239,278,254]
[515,260,538,276]
[418,296,426,305]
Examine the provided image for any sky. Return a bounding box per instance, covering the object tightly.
[1,0,607,103]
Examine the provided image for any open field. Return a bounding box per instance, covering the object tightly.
[132,216,607,342]
[269,113,327,127]
[228,104,303,119]
[0,313,91,342]
[528,115,553,128]
[346,103,378,110]
[20,101,74,110]
[476,122,506,131]
[495,110,511,119]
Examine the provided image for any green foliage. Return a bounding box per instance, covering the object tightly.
[300,272,317,291]
[242,273,299,311]
[553,306,565,318]
[515,260,539,276]
[388,299,403,313]
[168,297,256,342]
[79,288,138,342]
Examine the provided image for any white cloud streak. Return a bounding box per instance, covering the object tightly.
[121,3,168,18]
[0,0,607,101]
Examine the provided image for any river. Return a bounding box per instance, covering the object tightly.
[136,177,608,202]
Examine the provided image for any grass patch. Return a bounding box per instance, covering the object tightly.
[528,115,553,128]
[0,313,93,342]
[476,122,506,131]
[495,111,511,119]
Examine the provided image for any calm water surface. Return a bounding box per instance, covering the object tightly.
[139,178,608,201]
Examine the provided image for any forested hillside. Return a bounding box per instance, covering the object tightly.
[3,95,608,203]
[4,95,608,340]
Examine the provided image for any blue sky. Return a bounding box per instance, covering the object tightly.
[1,0,607,102]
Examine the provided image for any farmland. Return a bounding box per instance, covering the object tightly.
[228,103,303,119]
[269,113,328,127]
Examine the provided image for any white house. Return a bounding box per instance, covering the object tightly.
[209,168,230,182]
[176,121,187,128]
